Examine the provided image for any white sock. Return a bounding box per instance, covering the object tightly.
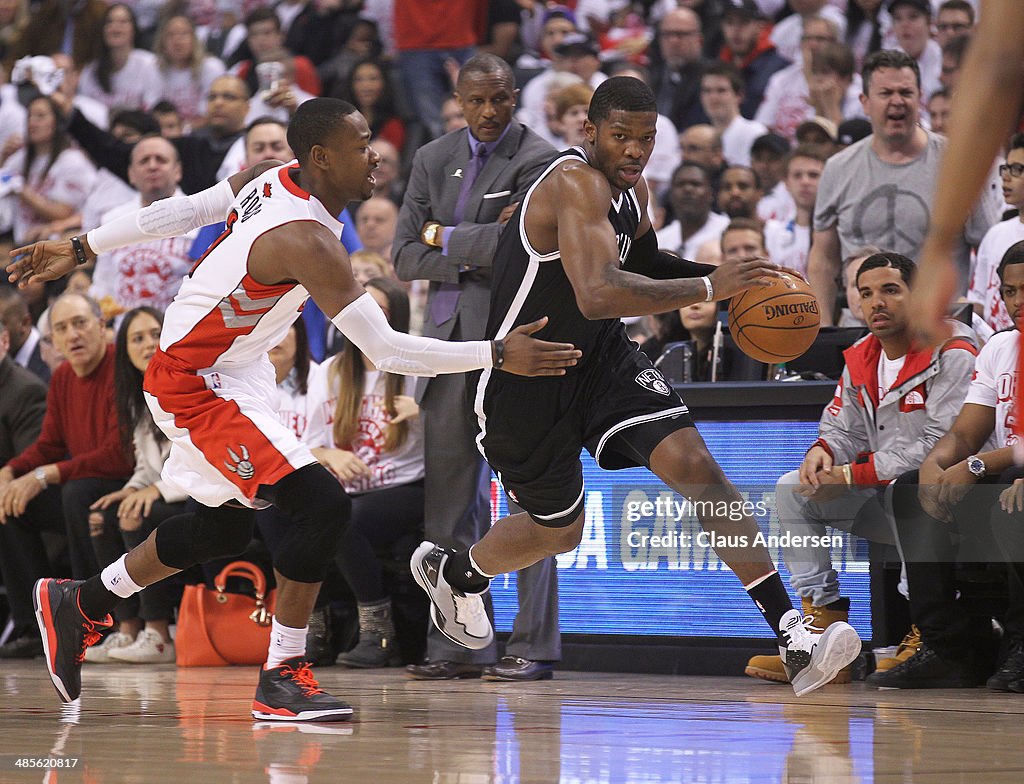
[100,554,144,599]
[266,617,307,669]
[467,546,496,579]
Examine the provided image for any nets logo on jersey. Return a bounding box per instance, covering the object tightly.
[636,368,671,396]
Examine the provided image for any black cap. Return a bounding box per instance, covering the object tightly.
[722,0,764,21]
[750,132,790,158]
[837,118,872,145]
[554,32,600,58]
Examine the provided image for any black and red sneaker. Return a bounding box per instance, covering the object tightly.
[33,578,113,703]
[252,657,353,722]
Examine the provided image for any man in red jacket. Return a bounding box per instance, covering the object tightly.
[0,293,133,641]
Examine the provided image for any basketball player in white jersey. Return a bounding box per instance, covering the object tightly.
[7,99,581,721]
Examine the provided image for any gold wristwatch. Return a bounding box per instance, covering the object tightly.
[422,222,442,247]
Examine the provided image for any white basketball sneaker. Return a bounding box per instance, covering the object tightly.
[410,541,493,650]
[108,628,175,664]
[779,608,861,696]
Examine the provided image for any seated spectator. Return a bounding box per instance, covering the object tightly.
[90,136,194,314]
[968,134,1024,333]
[747,251,978,685]
[233,7,321,99]
[721,217,769,264]
[752,132,796,223]
[0,286,49,382]
[717,164,763,219]
[935,1,975,49]
[78,108,158,234]
[0,310,48,658]
[549,81,594,149]
[340,58,405,153]
[771,0,848,64]
[520,33,607,140]
[356,195,399,260]
[351,250,394,286]
[656,161,729,260]
[700,61,768,167]
[649,7,711,132]
[440,96,467,134]
[869,245,1024,690]
[0,293,133,658]
[76,4,162,112]
[846,0,892,71]
[318,17,384,99]
[154,14,227,130]
[367,136,403,206]
[795,117,839,156]
[756,17,863,142]
[837,245,883,326]
[939,32,969,96]
[532,71,585,148]
[679,123,726,190]
[85,307,183,664]
[927,88,951,135]
[268,317,316,442]
[765,145,827,278]
[0,95,96,245]
[151,100,184,139]
[303,278,424,668]
[718,0,790,120]
[515,4,577,80]
[888,0,941,102]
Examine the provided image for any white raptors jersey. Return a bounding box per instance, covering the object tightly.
[160,161,343,370]
[965,329,1018,449]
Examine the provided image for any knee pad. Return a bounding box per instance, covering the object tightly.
[155,505,255,570]
[260,464,351,582]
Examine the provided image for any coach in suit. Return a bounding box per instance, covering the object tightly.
[395,53,561,681]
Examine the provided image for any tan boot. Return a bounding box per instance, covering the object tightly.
[745,597,853,684]
[874,626,921,672]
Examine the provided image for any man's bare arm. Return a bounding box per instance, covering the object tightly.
[554,166,774,318]
[807,226,841,327]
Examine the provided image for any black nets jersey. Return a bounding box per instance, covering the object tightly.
[485,146,643,364]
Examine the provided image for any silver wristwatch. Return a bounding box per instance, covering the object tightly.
[33,466,48,488]
[966,455,986,478]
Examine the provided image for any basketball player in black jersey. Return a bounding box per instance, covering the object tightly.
[412,76,862,696]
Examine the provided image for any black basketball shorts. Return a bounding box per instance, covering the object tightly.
[476,332,694,527]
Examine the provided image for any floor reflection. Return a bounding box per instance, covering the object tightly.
[2,665,1022,783]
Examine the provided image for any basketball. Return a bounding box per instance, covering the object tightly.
[727,269,821,363]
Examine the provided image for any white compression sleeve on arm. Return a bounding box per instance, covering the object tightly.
[331,293,493,377]
[86,178,236,254]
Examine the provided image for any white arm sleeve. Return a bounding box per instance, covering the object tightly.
[86,178,236,253]
[331,293,493,377]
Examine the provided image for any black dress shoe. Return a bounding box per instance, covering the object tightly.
[405,660,486,680]
[988,639,1024,691]
[481,656,554,682]
[0,634,44,659]
[866,643,979,689]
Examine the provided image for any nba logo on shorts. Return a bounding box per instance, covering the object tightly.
[636,368,671,396]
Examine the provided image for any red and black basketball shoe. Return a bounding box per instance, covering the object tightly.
[33,578,113,702]
[252,658,353,722]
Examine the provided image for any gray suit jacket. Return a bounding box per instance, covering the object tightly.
[394,122,555,350]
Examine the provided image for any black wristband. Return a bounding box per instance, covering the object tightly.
[493,339,505,370]
[70,236,88,266]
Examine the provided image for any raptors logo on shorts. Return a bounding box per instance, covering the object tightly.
[635,368,671,396]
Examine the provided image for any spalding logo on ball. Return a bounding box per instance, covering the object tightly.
[727,269,821,363]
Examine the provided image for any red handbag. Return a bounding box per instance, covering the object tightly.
[175,561,276,667]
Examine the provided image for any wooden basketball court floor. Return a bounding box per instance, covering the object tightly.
[2,662,1023,783]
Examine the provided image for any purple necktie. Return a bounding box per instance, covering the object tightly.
[430,142,488,327]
